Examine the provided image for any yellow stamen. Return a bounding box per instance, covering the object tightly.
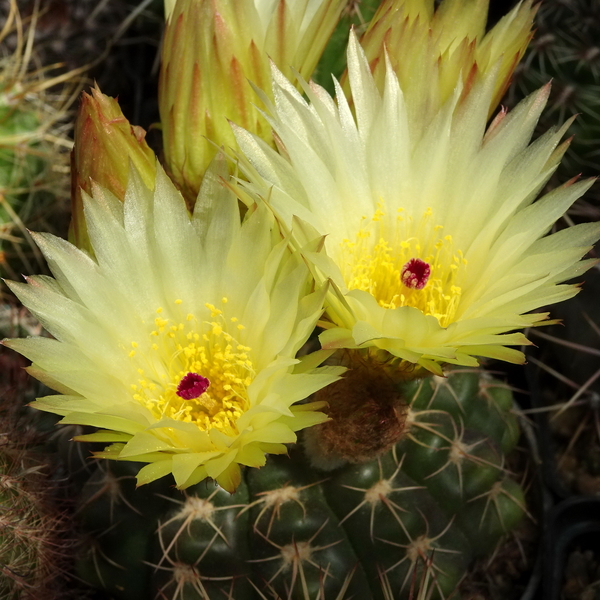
[127,302,253,435]
[339,205,465,327]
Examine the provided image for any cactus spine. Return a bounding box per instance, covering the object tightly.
[72,370,527,599]
[0,396,78,599]
[507,0,600,205]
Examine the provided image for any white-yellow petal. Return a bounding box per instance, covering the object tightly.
[5,160,342,491]
[236,31,599,369]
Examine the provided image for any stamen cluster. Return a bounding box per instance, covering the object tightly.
[339,207,466,327]
[128,299,254,435]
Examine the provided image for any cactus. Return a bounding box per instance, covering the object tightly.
[0,2,562,598]
[527,260,600,496]
[0,388,79,599]
[506,0,600,206]
[71,369,528,600]
[0,0,75,282]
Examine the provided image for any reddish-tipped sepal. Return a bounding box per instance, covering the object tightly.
[69,85,157,253]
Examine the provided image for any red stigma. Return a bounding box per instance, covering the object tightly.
[177,373,210,399]
[401,258,431,290]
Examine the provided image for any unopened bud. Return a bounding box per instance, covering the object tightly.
[159,0,347,206]
[70,85,156,252]
[355,0,536,132]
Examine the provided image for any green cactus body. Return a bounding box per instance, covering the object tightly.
[0,12,73,283]
[75,461,173,599]
[312,0,381,94]
[151,480,253,599]
[73,370,527,599]
[0,95,43,272]
[0,101,43,189]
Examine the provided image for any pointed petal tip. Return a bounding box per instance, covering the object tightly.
[541,80,552,95]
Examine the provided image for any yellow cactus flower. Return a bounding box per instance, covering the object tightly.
[234,34,600,375]
[159,0,347,206]
[163,0,176,18]
[355,0,536,135]
[4,160,343,492]
[70,85,157,253]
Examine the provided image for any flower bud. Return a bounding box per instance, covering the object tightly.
[70,85,156,252]
[159,0,347,206]
[357,0,536,133]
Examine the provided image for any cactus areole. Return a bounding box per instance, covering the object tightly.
[74,370,527,600]
[306,350,414,469]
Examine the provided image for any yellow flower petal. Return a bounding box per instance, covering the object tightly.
[172,453,221,487]
[236,30,600,372]
[136,460,174,486]
[5,161,344,491]
[215,463,242,494]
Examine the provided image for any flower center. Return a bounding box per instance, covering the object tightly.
[401,258,431,289]
[127,299,253,435]
[338,206,466,327]
[177,373,210,399]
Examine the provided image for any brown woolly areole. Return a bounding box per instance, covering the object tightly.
[304,350,424,469]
